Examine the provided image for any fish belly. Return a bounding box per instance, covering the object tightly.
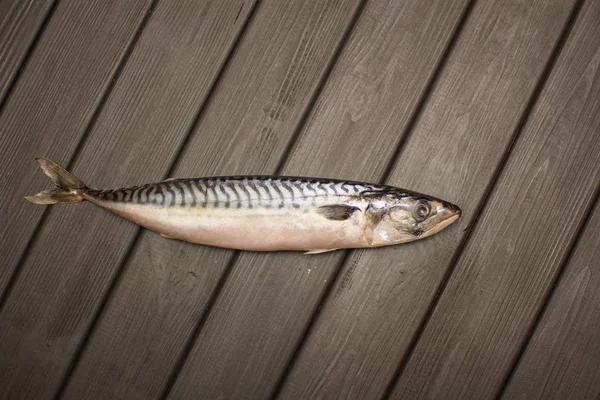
[99,202,367,251]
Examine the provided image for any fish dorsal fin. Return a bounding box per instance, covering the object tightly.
[304,249,337,255]
[316,205,359,221]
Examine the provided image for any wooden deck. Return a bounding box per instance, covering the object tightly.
[1,0,599,399]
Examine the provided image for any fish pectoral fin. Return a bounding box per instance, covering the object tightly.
[304,249,337,255]
[316,204,360,221]
[160,233,176,240]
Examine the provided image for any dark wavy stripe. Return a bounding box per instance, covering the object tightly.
[183,180,197,207]
[172,181,186,206]
[164,183,176,206]
[218,182,231,208]
[226,181,242,208]
[269,179,286,208]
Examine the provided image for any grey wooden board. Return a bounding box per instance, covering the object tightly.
[167,1,471,399]
[0,0,153,296]
[504,200,600,400]
[60,1,362,399]
[390,0,600,397]
[278,0,579,398]
[0,0,53,101]
[0,1,256,398]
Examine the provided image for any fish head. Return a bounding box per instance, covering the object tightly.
[364,190,461,246]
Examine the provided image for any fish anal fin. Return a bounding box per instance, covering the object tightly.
[161,233,176,240]
[304,249,337,255]
[316,204,359,221]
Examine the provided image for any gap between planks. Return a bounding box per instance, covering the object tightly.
[158,1,369,398]
[0,0,159,316]
[497,183,600,398]
[269,0,478,397]
[0,0,59,113]
[383,0,584,399]
[52,1,261,398]
[383,0,587,396]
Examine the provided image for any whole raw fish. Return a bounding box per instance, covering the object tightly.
[26,158,461,253]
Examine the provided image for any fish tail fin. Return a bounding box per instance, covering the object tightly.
[25,158,87,204]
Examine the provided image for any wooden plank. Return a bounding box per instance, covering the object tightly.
[59,1,363,399]
[278,0,580,398]
[0,0,54,101]
[505,2,600,399]
[167,1,471,399]
[0,0,153,296]
[504,199,600,400]
[0,1,256,399]
[390,0,600,397]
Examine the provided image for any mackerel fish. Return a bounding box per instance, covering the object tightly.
[26,158,461,254]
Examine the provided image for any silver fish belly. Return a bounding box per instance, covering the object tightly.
[26,158,462,252]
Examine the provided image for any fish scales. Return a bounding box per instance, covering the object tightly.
[26,158,461,253]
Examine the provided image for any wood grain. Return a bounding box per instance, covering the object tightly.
[0,1,256,398]
[59,1,363,399]
[391,0,600,397]
[277,0,579,398]
[504,200,600,400]
[2,2,596,399]
[0,0,54,101]
[167,1,471,399]
[0,0,153,297]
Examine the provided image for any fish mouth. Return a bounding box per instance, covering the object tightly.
[420,202,462,238]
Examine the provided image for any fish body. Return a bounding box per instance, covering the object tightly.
[26,158,461,252]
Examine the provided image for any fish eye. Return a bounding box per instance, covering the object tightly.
[413,201,430,222]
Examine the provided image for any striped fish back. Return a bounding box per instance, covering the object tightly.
[89,177,386,209]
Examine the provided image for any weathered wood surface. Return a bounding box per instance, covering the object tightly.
[0,0,153,297]
[1,0,599,398]
[505,3,600,398]
[60,1,362,399]
[0,1,256,398]
[391,0,600,397]
[0,0,54,102]
[0,0,54,106]
[505,198,600,400]
[168,1,471,398]
[276,0,579,398]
